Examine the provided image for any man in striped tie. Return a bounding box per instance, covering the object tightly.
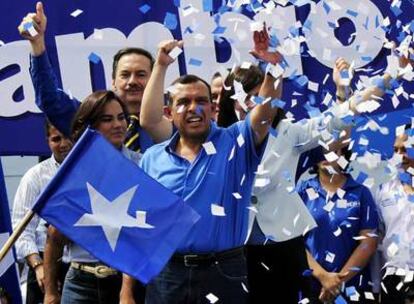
[19,2,154,153]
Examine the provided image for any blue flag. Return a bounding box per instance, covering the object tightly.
[32,129,199,283]
[0,159,22,304]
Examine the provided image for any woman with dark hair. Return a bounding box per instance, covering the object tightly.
[297,140,379,304]
[43,90,140,304]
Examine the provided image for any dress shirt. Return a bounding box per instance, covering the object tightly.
[140,117,266,253]
[12,156,59,261]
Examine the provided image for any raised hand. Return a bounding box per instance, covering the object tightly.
[250,23,283,65]
[156,39,184,67]
[333,57,352,88]
[17,2,47,55]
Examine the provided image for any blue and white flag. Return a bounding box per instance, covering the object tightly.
[32,129,200,283]
[0,159,22,304]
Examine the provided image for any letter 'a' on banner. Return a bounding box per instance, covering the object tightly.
[31,129,200,284]
[0,159,23,304]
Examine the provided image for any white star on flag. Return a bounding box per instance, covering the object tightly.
[74,183,154,251]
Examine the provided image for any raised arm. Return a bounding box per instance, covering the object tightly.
[139,40,183,143]
[249,25,284,146]
[19,2,80,137]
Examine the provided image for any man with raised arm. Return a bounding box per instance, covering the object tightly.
[18,2,154,152]
[121,27,284,304]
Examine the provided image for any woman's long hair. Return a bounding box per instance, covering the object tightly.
[71,90,128,142]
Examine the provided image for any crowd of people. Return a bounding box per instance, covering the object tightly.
[5,1,414,304]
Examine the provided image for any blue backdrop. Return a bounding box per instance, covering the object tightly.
[0,0,413,157]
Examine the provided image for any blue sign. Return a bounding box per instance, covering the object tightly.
[0,0,413,156]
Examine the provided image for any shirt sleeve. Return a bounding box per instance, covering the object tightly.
[288,102,353,154]
[229,114,268,171]
[11,168,41,261]
[359,186,379,231]
[30,51,80,137]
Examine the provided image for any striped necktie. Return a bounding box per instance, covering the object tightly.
[125,114,140,152]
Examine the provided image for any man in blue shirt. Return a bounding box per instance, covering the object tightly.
[19,2,153,152]
[120,36,283,302]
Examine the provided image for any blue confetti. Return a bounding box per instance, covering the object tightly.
[23,22,34,30]
[302,269,313,277]
[345,286,357,297]
[407,195,414,203]
[348,266,361,272]
[405,129,414,136]
[251,96,265,105]
[399,172,411,184]
[295,75,308,88]
[346,9,358,18]
[188,58,202,66]
[139,4,151,14]
[361,56,372,62]
[375,15,380,28]
[390,4,403,17]
[356,171,368,184]
[269,127,278,137]
[184,26,193,34]
[202,0,213,12]
[407,148,414,158]
[334,294,347,303]
[164,12,178,30]
[363,17,369,30]
[212,26,226,35]
[322,1,331,14]
[271,99,286,109]
[88,52,101,64]
[328,21,337,29]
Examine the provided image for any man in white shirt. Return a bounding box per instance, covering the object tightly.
[375,126,414,304]
[12,121,72,304]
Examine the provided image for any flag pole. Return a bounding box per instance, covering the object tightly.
[0,210,35,262]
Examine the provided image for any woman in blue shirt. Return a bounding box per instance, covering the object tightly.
[298,141,379,303]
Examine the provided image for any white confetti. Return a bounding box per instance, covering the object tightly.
[325,251,335,263]
[232,192,242,199]
[168,46,183,60]
[306,188,319,200]
[202,141,217,155]
[70,9,83,18]
[206,293,219,304]
[237,134,245,147]
[211,204,226,216]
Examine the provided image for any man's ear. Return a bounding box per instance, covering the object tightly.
[164,106,173,121]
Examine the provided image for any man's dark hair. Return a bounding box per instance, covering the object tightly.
[217,65,264,128]
[112,47,155,79]
[44,118,54,138]
[167,74,212,106]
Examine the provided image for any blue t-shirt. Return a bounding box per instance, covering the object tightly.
[298,175,379,288]
[30,52,153,152]
[140,118,266,253]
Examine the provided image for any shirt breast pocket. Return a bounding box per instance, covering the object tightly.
[380,197,397,208]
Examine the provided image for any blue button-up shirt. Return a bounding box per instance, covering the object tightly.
[29,52,153,152]
[298,175,379,288]
[140,117,266,253]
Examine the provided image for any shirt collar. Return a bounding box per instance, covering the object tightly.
[51,154,61,168]
[310,174,359,196]
[165,121,218,154]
